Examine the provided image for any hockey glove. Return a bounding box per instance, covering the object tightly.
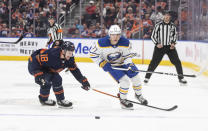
[99,60,111,72]
[124,63,138,71]
[34,72,45,86]
[79,76,90,91]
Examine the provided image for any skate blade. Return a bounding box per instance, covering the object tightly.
[143,82,148,86]
[121,105,134,110]
[57,105,73,109]
[40,103,56,106]
[180,83,187,86]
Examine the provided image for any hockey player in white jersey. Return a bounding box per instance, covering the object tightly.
[90,25,148,109]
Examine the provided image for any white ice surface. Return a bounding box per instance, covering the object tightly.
[0,61,208,131]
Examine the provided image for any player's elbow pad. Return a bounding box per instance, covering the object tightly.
[99,60,111,72]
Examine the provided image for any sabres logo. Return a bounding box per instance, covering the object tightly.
[107,52,122,62]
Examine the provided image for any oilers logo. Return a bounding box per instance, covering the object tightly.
[107,52,122,63]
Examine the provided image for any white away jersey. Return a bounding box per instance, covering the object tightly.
[90,36,133,66]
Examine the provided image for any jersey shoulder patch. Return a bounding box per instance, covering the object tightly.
[117,36,130,47]
[97,36,111,48]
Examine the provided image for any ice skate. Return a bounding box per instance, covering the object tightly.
[38,95,56,106]
[120,98,133,110]
[57,99,73,109]
[179,78,187,86]
[143,78,149,85]
[135,94,148,105]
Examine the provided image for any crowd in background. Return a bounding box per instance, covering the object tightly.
[0,0,201,40]
[0,0,78,37]
[68,0,169,39]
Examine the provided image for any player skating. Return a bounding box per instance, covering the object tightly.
[90,25,148,110]
[28,41,90,108]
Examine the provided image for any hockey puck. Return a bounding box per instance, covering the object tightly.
[95,116,100,119]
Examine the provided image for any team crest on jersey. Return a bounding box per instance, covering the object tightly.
[107,52,122,62]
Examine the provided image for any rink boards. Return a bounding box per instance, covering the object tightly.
[0,37,207,76]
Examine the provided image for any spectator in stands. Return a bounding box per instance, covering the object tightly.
[130,17,141,36]
[123,27,132,38]
[85,0,96,26]
[143,13,153,28]
[0,0,192,40]
[104,6,117,28]
[11,31,17,37]
[39,0,47,8]
[74,19,84,33]
[181,8,188,25]
[71,29,80,38]
[15,25,23,37]
[47,5,56,18]
[0,1,9,24]
[93,7,101,24]
[94,22,102,38]
[125,7,135,21]
[24,28,35,37]
[68,24,76,36]
[126,1,137,14]
[81,23,89,38]
[101,26,108,37]
[143,26,153,39]
[0,23,9,37]
[116,11,126,25]
[43,4,50,12]
[35,15,47,37]
[150,6,164,23]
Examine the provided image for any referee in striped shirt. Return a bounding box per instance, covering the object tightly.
[144,11,187,85]
[46,16,63,48]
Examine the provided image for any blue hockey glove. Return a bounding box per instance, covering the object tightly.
[79,76,90,91]
[99,60,112,72]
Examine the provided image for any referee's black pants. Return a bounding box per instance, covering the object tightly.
[145,46,184,80]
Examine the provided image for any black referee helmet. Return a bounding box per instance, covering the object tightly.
[48,15,55,20]
[164,10,171,16]
[164,10,178,22]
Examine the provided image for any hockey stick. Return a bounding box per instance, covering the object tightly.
[92,88,178,111]
[112,67,196,78]
[0,34,24,44]
[92,88,118,98]
[122,52,140,58]
[65,53,141,74]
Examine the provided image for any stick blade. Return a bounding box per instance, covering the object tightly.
[187,75,197,78]
[166,105,178,111]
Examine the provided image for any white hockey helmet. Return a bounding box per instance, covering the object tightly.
[108,25,121,36]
